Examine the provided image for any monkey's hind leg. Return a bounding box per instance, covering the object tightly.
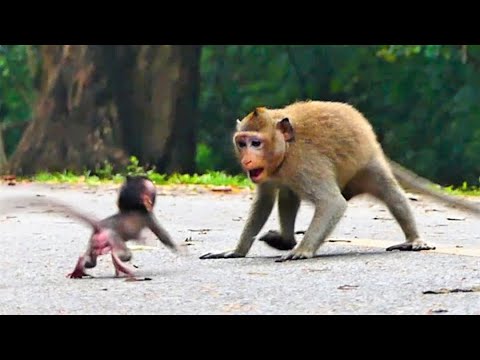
[111,252,136,278]
[277,181,348,262]
[111,237,135,278]
[364,157,436,252]
[259,186,300,251]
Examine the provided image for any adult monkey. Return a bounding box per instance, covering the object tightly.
[200,101,480,262]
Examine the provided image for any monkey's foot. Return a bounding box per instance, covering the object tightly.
[276,249,315,262]
[386,240,436,252]
[259,231,297,251]
[67,269,91,279]
[199,250,245,260]
[112,252,136,278]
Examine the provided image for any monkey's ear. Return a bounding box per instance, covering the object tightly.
[142,193,153,212]
[276,118,295,142]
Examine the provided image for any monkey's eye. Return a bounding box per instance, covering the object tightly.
[251,140,262,148]
[237,141,247,148]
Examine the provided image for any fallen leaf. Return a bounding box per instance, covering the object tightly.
[338,285,359,290]
[423,286,480,295]
[125,277,152,282]
[211,186,232,193]
[427,309,448,314]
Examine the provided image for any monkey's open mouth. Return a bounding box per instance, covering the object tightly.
[249,168,264,181]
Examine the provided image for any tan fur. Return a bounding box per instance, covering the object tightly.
[201,100,480,262]
[237,101,382,192]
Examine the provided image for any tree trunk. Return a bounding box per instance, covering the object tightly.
[118,45,202,174]
[7,45,202,176]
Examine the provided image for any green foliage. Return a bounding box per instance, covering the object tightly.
[336,45,480,186]
[125,156,155,177]
[0,45,36,155]
[94,160,115,179]
[199,45,341,173]
[443,181,480,196]
[34,170,81,183]
[168,171,251,187]
[30,156,252,188]
[3,44,480,189]
[196,143,223,174]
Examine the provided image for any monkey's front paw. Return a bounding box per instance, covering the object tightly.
[259,230,297,251]
[199,250,245,260]
[386,240,436,252]
[275,249,314,262]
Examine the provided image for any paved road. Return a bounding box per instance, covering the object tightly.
[0,182,479,315]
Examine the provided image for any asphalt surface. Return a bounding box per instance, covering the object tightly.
[0,182,479,315]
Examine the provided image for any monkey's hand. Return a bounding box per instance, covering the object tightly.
[67,269,90,279]
[386,239,436,252]
[67,256,91,279]
[199,250,245,260]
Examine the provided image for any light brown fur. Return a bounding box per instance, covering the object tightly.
[201,100,480,262]
[250,101,381,191]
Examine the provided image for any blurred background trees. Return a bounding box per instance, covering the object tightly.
[1,45,479,186]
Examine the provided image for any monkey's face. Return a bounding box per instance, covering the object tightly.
[234,131,286,184]
[234,108,295,184]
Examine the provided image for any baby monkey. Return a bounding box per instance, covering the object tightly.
[66,175,182,279]
[5,176,183,279]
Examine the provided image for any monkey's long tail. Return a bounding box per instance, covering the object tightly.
[1,195,103,232]
[389,160,480,216]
